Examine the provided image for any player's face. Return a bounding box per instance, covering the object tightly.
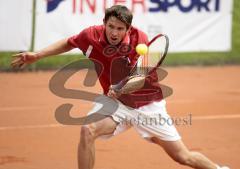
[104,16,128,46]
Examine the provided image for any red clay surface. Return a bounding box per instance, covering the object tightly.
[0,66,240,169]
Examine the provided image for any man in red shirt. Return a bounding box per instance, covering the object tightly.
[11,5,229,169]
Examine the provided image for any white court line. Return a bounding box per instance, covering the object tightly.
[0,106,48,111]
[0,124,64,131]
[0,114,240,131]
[193,114,240,120]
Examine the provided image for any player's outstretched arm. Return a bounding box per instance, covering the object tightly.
[11,38,73,68]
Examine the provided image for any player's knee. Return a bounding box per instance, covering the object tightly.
[80,124,97,143]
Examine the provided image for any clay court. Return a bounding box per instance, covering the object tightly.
[0,66,240,169]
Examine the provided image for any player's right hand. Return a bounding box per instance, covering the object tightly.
[11,52,40,69]
[107,87,121,99]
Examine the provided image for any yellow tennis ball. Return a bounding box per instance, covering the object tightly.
[136,44,148,55]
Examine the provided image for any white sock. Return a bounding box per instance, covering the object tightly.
[216,165,230,169]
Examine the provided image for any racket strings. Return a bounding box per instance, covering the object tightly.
[138,54,148,75]
[135,34,168,77]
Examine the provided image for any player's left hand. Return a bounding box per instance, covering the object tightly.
[11,52,40,69]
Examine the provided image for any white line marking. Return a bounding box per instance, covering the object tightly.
[0,106,48,111]
[0,124,64,131]
[0,114,239,131]
[193,114,240,120]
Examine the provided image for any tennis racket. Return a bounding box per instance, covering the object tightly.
[111,34,169,94]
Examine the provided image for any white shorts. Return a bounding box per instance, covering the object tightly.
[88,95,181,142]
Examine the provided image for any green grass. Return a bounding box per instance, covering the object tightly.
[232,0,240,54]
[0,52,83,71]
[164,51,240,66]
[1,0,240,71]
[0,52,15,71]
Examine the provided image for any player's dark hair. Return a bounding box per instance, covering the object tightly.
[104,5,133,29]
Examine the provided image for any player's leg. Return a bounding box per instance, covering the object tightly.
[151,137,218,169]
[78,95,134,169]
[78,116,118,169]
[132,100,222,169]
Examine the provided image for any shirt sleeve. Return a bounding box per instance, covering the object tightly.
[67,28,90,53]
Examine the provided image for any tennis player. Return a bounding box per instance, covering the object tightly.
[11,5,229,169]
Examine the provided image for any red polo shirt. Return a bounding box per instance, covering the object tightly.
[68,25,163,108]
